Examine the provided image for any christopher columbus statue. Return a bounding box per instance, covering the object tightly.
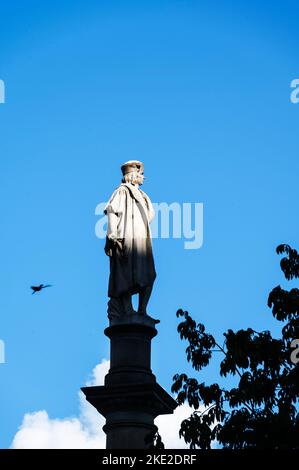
[104,161,156,321]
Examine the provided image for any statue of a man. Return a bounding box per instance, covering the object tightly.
[104,161,156,320]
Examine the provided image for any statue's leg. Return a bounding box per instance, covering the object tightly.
[121,292,135,315]
[107,297,123,319]
[137,285,153,315]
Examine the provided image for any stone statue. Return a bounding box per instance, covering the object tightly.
[104,161,156,321]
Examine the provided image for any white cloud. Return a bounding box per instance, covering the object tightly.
[11,359,214,449]
[11,360,109,449]
[156,404,219,449]
[155,403,196,449]
[10,410,105,449]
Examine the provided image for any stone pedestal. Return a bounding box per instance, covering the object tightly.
[82,314,177,449]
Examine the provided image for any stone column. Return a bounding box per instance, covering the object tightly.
[82,314,177,449]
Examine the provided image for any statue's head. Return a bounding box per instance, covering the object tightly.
[121,160,144,186]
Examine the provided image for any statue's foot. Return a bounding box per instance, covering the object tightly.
[137,310,160,324]
[125,308,136,316]
[137,309,151,316]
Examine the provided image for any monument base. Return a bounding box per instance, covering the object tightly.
[82,382,176,449]
[81,315,177,449]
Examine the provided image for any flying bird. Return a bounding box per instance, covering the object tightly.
[31,284,52,294]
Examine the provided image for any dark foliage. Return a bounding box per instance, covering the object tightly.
[172,244,299,449]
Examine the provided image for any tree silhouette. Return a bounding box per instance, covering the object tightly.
[172,244,299,449]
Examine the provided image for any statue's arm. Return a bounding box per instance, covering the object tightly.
[107,212,118,240]
[104,212,118,257]
[104,188,126,257]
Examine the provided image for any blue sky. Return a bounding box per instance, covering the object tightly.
[0,0,299,448]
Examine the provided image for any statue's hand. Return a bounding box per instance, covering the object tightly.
[104,236,126,258]
[104,236,115,257]
[114,238,127,260]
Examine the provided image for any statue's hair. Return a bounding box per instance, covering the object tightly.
[122,171,139,184]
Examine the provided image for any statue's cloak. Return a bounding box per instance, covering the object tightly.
[104,183,156,297]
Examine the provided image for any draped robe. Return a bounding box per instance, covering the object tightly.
[104,183,156,298]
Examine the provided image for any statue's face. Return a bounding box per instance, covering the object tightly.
[137,170,144,186]
[131,169,144,186]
